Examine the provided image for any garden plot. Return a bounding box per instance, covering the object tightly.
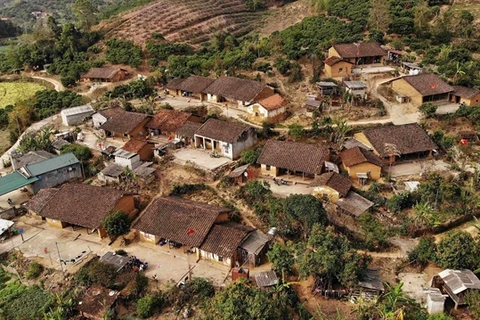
[0,82,46,107]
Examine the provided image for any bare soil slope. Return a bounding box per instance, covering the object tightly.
[102,0,264,46]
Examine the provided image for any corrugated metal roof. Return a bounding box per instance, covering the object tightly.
[0,171,39,196]
[254,271,278,288]
[239,230,271,255]
[61,104,94,117]
[344,81,367,89]
[0,219,14,236]
[25,153,79,177]
[336,191,374,217]
[113,149,137,159]
[438,269,480,295]
[99,251,130,272]
[358,269,384,291]
[227,164,249,178]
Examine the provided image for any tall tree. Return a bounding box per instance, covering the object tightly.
[73,0,97,31]
[414,0,432,35]
[369,0,391,33]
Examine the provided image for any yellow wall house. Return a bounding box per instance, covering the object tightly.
[328,42,387,66]
[100,111,151,140]
[339,146,384,181]
[258,139,330,179]
[391,73,454,107]
[134,196,230,246]
[353,123,438,163]
[324,56,354,79]
[311,172,353,202]
[26,183,136,239]
[451,85,480,106]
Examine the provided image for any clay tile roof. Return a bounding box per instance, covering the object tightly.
[37,183,128,229]
[147,109,192,132]
[333,42,387,58]
[133,197,231,247]
[203,76,268,102]
[165,78,186,90]
[401,73,454,96]
[176,75,216,93]
[340,146,384,168]
[98,107,124,119]
[362,123,437,157]
[83,67,122,80]
[122,139,149,153]
[100,111,149,134]
[195,118,254,143]
[453,85,480,99]
[176,121,203,138]
[25,188,59,214]
[324,56,352,66]
[258,94,287,111]
[311,172,352,197]
[257,139,329,175]
[200,222,254,258]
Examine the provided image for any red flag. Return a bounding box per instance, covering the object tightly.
[430,83,436,89]
[460,139,468,145]
[187,229,195,236]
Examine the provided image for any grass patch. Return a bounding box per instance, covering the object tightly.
[0,81,46,108]
[0,269,53,319]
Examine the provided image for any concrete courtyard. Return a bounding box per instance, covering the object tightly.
[0,217,230,287]
[173,148,231,171]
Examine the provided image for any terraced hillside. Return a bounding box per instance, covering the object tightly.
[103,0,264,46]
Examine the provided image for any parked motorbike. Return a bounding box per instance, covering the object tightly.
[210,151,220,158]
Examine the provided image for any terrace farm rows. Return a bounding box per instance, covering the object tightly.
[104,0,263,46]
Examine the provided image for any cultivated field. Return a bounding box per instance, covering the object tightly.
[102,0,265,46]
[0,81,46,107]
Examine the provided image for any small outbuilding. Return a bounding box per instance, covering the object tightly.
[343,81,367,97]
[254,271,278,289]
[61,104,95,126]
[82,67,128,82]
[99,251,130,272]
[432,269,480,309]
[426,288,446,315]
[114,149,141,169]
[247,94,287,123]
[450,85,480,106]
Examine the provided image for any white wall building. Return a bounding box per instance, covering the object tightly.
[61,104,94,126]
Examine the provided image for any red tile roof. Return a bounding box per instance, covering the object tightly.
[26,188,59,214]
[452,85,480,99]
[122,139,151,153]
[203,76,269,102]
[401,73,454,96]
[340,146,384,168]
[311,172,352,197]
[257,140,329,175]
[133,197,231,247]
[257,94,287,111]
[195,118,254,143]
[362,123,437,157]
[36,183,129,229]
[333,42,387,59]
[200,222,254,258]
[147,109,192,132]
[98,107,124,119]
[100,111,150,135]
[324,56,352,66]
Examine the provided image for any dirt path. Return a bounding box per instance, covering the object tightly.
[30,75,64,92]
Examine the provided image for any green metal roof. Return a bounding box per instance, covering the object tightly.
[0,171,38,196]
[25,152,79,177]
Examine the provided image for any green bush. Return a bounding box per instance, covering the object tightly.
[103,211,131,237]
[76,260,117,288]
[137,292,165,318]
[419,102,438,118]
[60,144,92,162]
[25,262,44,279]
[170,183,207,196]
[240,147,261,165]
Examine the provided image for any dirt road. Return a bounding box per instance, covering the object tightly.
[30,75,64,92]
